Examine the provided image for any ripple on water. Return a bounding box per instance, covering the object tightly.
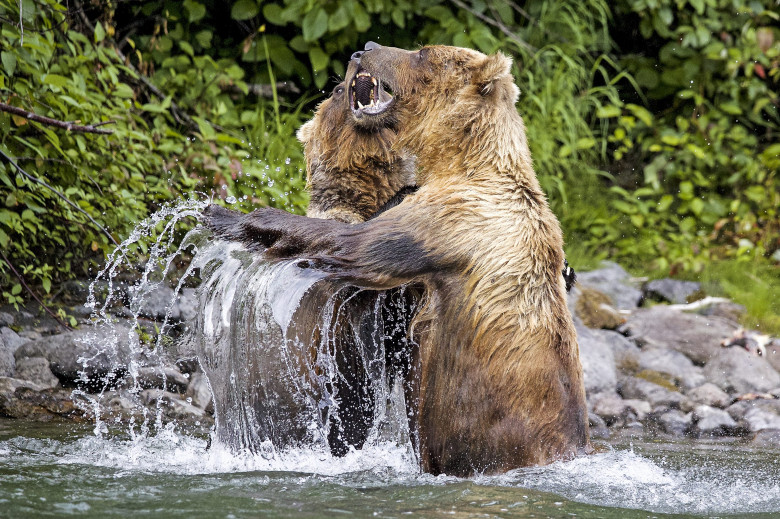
[480,445,780,515]
[2,425,779,517]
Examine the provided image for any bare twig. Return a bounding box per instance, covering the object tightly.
[0,102,115,134]
[0,149,119,247]
[0,248,73,330]
[451,0,536,52]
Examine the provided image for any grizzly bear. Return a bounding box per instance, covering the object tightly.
[288,59,421,457]
[206,43,589,476]
[301,60,416,223]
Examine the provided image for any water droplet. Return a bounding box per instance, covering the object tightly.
[226,196,237,204]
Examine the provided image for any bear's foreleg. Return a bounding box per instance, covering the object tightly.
[204,204,438,290]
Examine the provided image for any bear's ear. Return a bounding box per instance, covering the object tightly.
[474,52,513,96]
[296,119,315,145]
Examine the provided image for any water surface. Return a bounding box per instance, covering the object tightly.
[2,419,778,518]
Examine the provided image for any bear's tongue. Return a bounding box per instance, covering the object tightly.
[354,75,374,109]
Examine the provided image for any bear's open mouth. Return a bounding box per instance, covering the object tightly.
[349,68,394,118]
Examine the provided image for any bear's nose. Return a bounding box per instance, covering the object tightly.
[350,50,363,61]
[364,41,381,51]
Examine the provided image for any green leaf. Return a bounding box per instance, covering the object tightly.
[232,0,259,21]
[720,103,742,115]
[11,284,21,296]
[42,277,51,294]
[302,7,329,42]
[1,52,16,76]
[94,21,105,43]
[329,5,352,32]
[391,9,405,29]
[353,3,370,32]
[42,74,69,87]
[0,228,8,248]
[263,4,286,25]
[309,47,329,72]
[596,105,621,118]
[183,0,207,22]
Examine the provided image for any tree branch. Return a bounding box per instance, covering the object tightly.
[0,102,115,134]
[451,0,536,53]
[0,149,120,247]
[0,248,73,331]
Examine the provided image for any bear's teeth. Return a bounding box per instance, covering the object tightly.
[357,101,365,109]
[371,77,377,86]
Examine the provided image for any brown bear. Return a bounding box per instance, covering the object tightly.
[206,43,590,476]
[288,59,421,457]
[301,60,416,223]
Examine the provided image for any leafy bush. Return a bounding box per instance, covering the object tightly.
[599,0,780,273]
[0,0,307,304]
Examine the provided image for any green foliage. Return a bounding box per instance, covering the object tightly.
[0,0,307,303]
[685,260,780,335]
[599,0,780,272]
[0,0,777,323]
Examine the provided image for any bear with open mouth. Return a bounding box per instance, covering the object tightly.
[206,42,590,476]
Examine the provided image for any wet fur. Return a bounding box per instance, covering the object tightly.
[206,44,590,476]
[300,61,415,223]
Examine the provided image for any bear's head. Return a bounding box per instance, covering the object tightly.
[351,43,525,182]
[297,59,400,178]
[298,59,415,222]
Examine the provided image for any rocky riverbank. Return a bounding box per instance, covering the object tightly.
[1,262,779,448]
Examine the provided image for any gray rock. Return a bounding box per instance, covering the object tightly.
[593,329,641,373]
[18,330,42,341]
[0,383,84,420]
[726,399,780,432]
[132,285,180,321]
[703,347,780,395]
[766,343,780,374]
[127,366,189,393]
[588,411,610,439]
[140,389,206,421]
[685,383,731,409]
[750,429,780,448]
[621,306,737,364]
[185,371,213,413]
[575,322,618,395]
[652,409,692,436]
[577,261,643,311]
[13,323,137,385]
[619,377,688,409]
[691,405,741,437]
[0,376,45,394]
[1,328,19,377]
[591,393,650,426]
[637,347,706,389]
[0,311,13,327]
[644,278,701,304]
[14,357,59,389]
[177,288,198,322]
[1,326,26,350]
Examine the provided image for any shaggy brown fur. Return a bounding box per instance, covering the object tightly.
[206,43,590,476]
[301,61,415,223]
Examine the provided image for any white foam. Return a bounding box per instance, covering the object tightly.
[480,447,780,515]
[56,427,418,478]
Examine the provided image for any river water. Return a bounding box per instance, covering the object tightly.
[2,419,778,518]
[4,201,778,518]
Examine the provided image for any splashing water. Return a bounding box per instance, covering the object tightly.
[184,231,419,458]
[19,198,776,517]
[77,197,417,461]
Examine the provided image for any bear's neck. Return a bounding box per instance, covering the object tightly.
[401,103,540,193]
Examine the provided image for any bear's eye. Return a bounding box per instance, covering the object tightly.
[333,85,345,95]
